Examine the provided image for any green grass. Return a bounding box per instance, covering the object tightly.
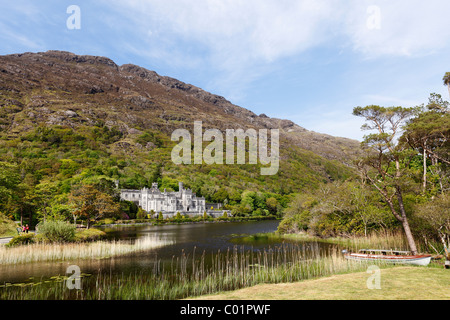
[0,215,19,238]
[191,267,450,300]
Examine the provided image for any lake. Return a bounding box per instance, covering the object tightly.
[0,220,338,284]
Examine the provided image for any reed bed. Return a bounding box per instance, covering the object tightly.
[0,236,173,265]
[281,230,428,253]
[326,231,411,251]
[0,243,391,300]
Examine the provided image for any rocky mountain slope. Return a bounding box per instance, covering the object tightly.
[0,50,361,196]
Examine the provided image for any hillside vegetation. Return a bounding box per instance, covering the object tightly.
[0,51,358,228]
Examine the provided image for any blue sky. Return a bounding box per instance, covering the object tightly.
[1,0,449,141]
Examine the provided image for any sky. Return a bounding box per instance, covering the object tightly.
[1,0,449,141]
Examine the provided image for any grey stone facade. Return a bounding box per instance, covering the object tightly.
[120,182,206,215]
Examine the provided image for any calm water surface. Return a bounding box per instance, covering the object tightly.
[0,220,338,283]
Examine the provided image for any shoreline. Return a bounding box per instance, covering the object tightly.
[95,216,280,228]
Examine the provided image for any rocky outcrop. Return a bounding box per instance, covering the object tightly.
[12,50,119,70]
[0,50,361,163]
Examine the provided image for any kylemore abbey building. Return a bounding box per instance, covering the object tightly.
[120,182,223,217]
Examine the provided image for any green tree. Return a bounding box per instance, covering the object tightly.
[241,190,256,212]
[120,201,138,219]
[265,197,278,215]
[401,95,450,194]
[11,182,35,226]
[444,72,450,99]
[48,193,75,222]
[0,162,21,214]
[212,188,228,203]
[349,182,389,237]
[414,195,450,258]
[33,181,59,223]
[136,208,147,220]
[69,184,119,228]
[254,192,267,210]
[279,194,316,233]
[353,105,419,254]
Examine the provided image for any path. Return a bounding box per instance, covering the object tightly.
[0,237,12,245]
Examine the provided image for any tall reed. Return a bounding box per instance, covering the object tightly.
[0,236,173,265]
[284,230,427,253]
[0,243,389,300]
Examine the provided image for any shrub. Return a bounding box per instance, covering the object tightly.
[7,234,36,247]
[136,208,147,220]
[277,216,306,234]
[74,228,107,242]
[36,220,76,243]
[134,219,149,223]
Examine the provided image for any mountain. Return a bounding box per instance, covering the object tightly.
[0,50,361,201]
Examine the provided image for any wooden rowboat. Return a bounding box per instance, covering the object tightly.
[344,249,432,266]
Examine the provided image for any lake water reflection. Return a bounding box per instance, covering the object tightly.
[0,220,339,283]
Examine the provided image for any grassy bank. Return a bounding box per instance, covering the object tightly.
[191,267,450,300]
[0,236,173,264]
[0,215,18,238]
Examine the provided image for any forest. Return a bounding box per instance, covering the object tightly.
[280,83,449,256]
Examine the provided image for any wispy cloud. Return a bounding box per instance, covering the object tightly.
[104,1,450,63]
[105,0,338,65]
[100,0,450,100]
[0,23,43,50]
[343,0,450,58]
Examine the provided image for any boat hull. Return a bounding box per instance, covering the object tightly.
[344,253,432,266]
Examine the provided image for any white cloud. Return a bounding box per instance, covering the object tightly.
[107,0,339,65]
[109,0,450,60]
[343,0,450,57]
[102,1,450,97]
[103,0,345,100]
[99,0,450,140]
[0,22,42,51]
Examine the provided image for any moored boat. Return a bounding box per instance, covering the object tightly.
[343,249,432,266]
